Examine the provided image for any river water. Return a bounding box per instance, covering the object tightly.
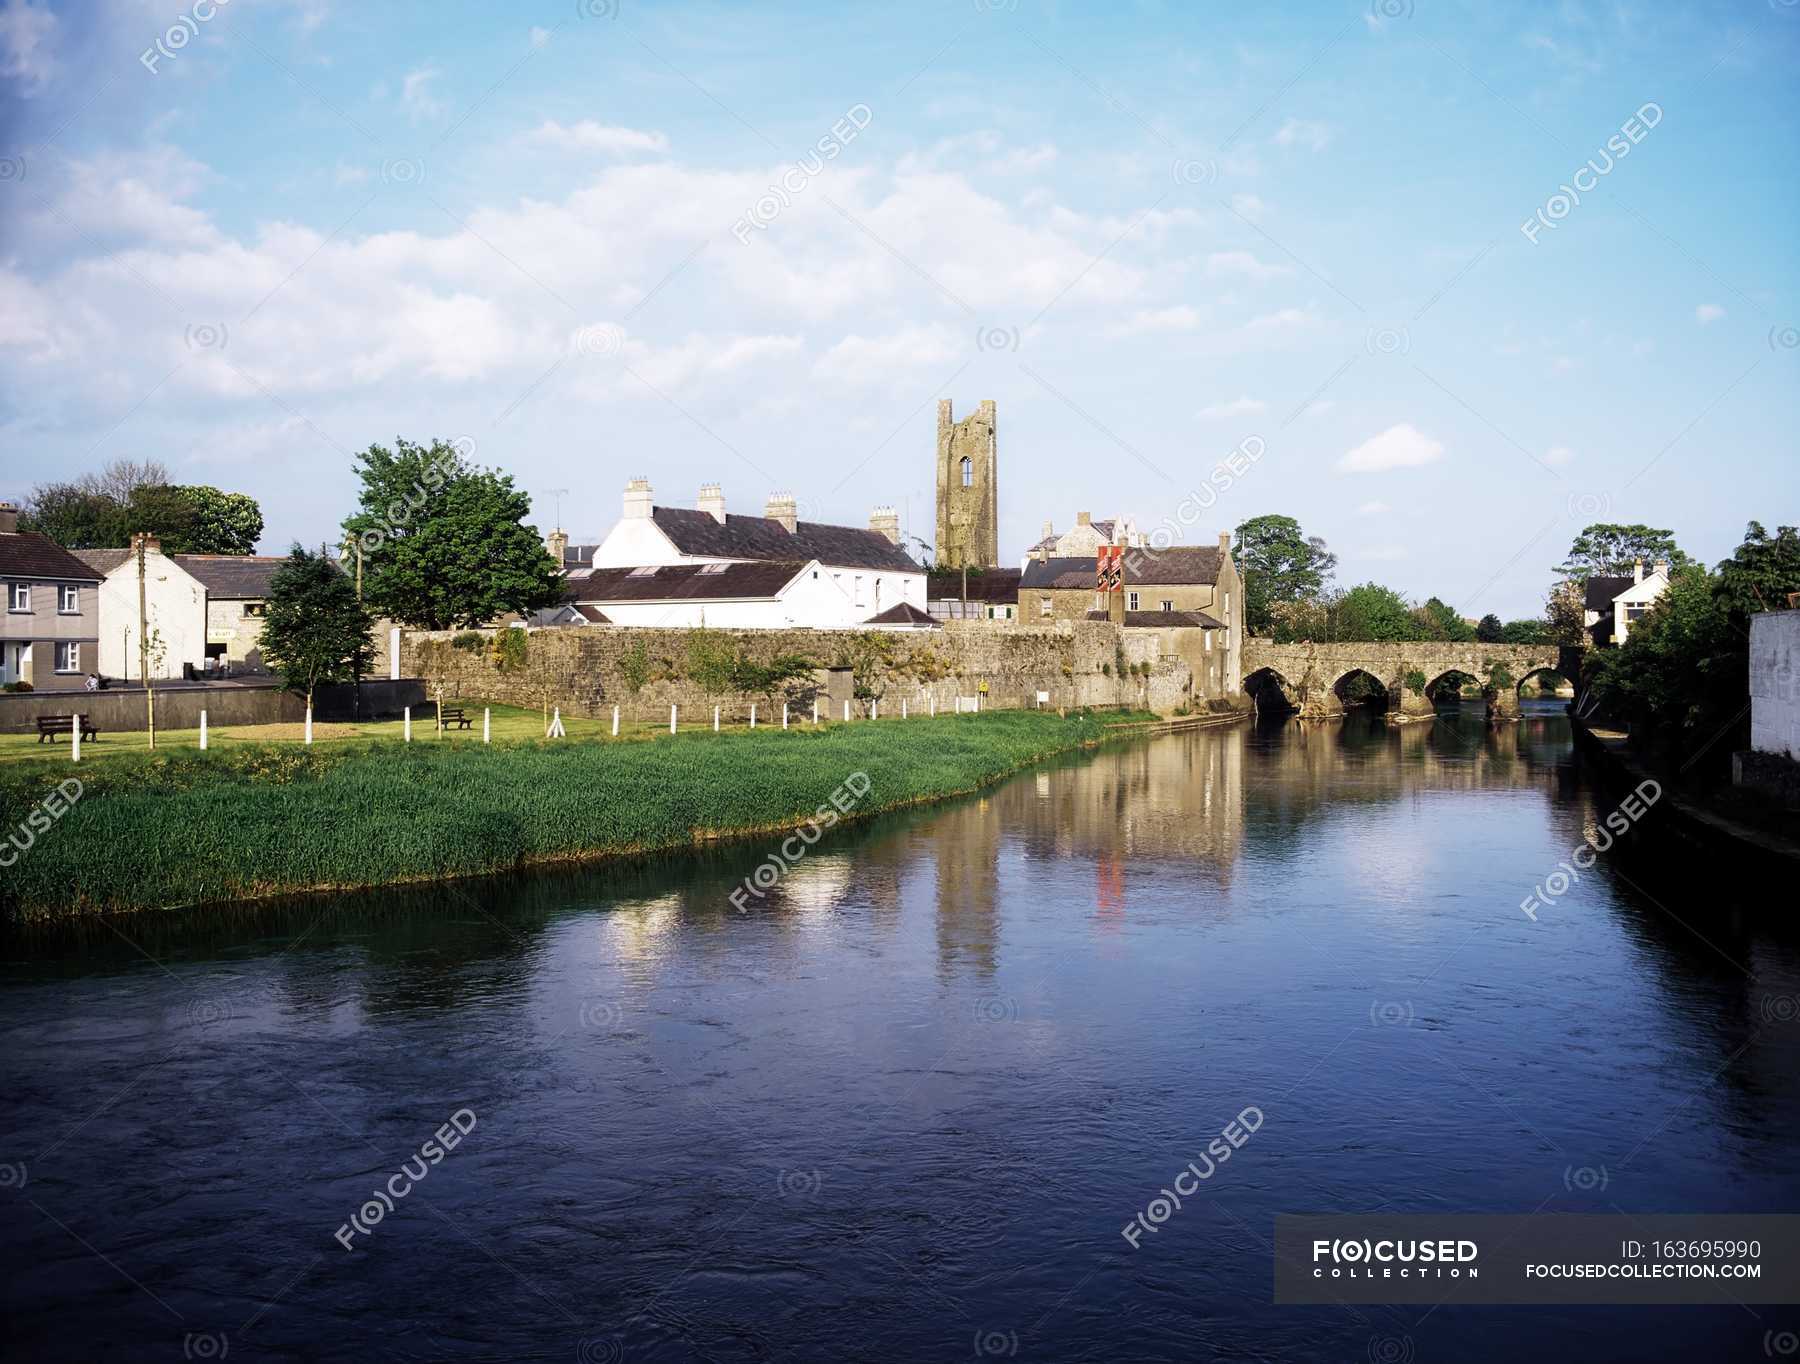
[2,703,1796,1362]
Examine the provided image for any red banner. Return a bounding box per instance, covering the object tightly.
[1097,544,1123,594]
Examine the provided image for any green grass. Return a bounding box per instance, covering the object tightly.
[0,708,1153,921]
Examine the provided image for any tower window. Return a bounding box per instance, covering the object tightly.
[961,456,972,488]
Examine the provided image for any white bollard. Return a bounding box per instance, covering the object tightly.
[199,709,207,750]
[782,703,789,730]
[812,699,819,725]
[404,707,411,742]
[548,707,564,739]
[902,699,907,719]
[872,701,878,721]
[750,704,756,729]
[843,700,850,722]
[71,719,80,763]
[612,705,620,737]
[670,705,677,734]
[483,708,491,743]
[714,705,721,732]
[305,704,314,746]
[930,695,936,717]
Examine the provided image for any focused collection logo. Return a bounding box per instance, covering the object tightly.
[1310,1237,1481,1280]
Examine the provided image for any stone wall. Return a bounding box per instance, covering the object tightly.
[1749,610,1799,759]
[399,621,1203,720]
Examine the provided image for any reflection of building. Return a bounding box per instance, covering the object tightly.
[935,795,1001,979]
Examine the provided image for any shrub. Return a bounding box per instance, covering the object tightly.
[618,639,652,693]
[491,628,529,673]
[451,630,486,652]
[1403,669,1427,696]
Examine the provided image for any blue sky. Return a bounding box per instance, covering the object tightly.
[1,0,1794,618]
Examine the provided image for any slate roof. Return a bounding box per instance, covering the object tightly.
[864,602,940,627]
[1020,556,1099,590]
[926,567,1022,603]
[176,555,287,599]
[572,560,809,603]
[651,507,919,573]
[74,548,132,577]
[1,533,104,581]
[1583,575,1633,611]
[1019,547,1224,591]
[526,603,610,626]
[1086,609,1225,628]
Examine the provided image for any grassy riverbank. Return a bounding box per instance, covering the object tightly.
[1,708,1152,921]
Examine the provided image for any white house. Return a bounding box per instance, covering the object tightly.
[77,539,288,678]
[1582,560,1670,647]
[571,479,928,627]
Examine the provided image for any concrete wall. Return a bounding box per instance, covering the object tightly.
[1749,610,1799,759]
[0,678,426,734]
[400,620,1205,719]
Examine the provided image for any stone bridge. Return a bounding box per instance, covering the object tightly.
[1240,639,1570,722]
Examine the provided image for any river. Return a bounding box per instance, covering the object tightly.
[3,702,1796,1362]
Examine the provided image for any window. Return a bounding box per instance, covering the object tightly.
[874,578,883,611]
[627,565,660,577]
[1160,599,1173,612]
[1625,605,1647,621]
[854,575,865,607]
[55,641,79,673]
[59,585,79,614]
[1040,596,1053,618]
[697,562,729,575]
[9,583,27,612]
[1223,591,1231,620]
[1127,592,1139,611]
[243,602,267,618]
[960,456,972,487]
[1204,631,1213,652]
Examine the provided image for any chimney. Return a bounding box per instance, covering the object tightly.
[1219,531,1231,555]
[0,501,16,535]
[1076,511,1092,527]
[130,531,161,555]
[1633,558,1644,585]
[870,506,900,544]
[623,476,652,520]
[546,528,569,564]
[1652,560,1669,579]
[698,483,726,523]
[765,492,797,534]
[1041,519,1054,540]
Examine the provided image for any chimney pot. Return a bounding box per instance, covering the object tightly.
[869,506,901,545]
[1652,559,1670,579]
[546,528,570,563]
[1633,558,1644,585]
[1219,531,1231,554]
[1076,511,1092,527]
[697,483,726,524]
[0,501,17,535]
[623,477,653,520]
[765,492,798,534]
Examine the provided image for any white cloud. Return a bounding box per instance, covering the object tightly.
[0,0,57,94]
[1197,395,1266,420]
[529,120,671,156]
[402,66,444,121]
[1205,250,1292,282]
[1338,423,1444,474]
[1243,306,1319,336]
[1230,192,1266,220]
[1695,303,1725,324]
[1105,305,1200,338]
[1544,445,1575,467]
[1273,118,1333,152]
[334,162,370,186]
[1304,399,1335,415]
[812,323,960,386]
[1355,500,1389,516]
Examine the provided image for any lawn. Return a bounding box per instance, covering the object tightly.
[1,706,1152,921]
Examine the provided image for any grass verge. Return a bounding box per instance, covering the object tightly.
[1,709,1152,921]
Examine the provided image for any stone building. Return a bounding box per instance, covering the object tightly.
[934,399,998,570]
[1023,512,1145,563]
[76,540,286,678]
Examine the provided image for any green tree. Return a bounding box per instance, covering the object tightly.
[1233,514,1337,635]
[175,486,264,554]
[340,438,563,629]
[1713,521,1800,621]
[1555,523,1688,581]
[1545,580,1587,647]
[20,484,130,547]
[1500,618,1551,644]
[259,545,374,707]
[1414,596,1475,642]
[1335,583,1420,642]
[1475,613,1504,643]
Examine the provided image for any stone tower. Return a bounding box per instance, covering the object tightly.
[934,399,998,569]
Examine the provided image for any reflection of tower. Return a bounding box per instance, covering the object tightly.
[935,796,1002,979]
[934,399,999,569]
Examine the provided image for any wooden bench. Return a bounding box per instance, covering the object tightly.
[438,707,473,730]
[37,714,98,743]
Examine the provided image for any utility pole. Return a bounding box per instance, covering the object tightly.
[137,534,155,749]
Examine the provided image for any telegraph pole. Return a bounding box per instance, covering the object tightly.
[137,534,156,749]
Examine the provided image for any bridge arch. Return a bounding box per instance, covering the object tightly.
[1516,665,1575,699]
[1332,668,1390,711]
[1425,668,1482,704]
[1244,666,1298,717]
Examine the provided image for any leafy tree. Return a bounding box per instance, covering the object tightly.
[1414,596,1475,642]
[1335,583,1420,642]
[1545,580,1587,647]
[1555,523,1688,581]
[340,438,563,630]
[1500,618,1551,645]
[1233,514,1337,635]
[20,484,130,547]
[1475,613,1504,643]
[1713,521,1800,621]
[177,486,264,554]
[260,545,374,707]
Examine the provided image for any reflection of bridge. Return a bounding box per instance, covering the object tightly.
[1241,639,1568,721]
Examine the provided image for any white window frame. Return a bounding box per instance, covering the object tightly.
[1205,631,1213,652]
[9,582,28,612]
[1127,591,1139,611]
[59,584,80,613]
[1160,599,1173,612]
[1040,596,1053,618]
[55,641,80,673]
